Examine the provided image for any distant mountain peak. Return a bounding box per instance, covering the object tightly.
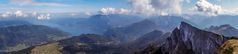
[206,24,238,37]
[220,24,232,27]
[208,24,235,30]
[180,21,190,26]
[219,24,234,30]
[177,21,198,31]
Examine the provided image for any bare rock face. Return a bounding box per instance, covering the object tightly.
[138,22,228,54]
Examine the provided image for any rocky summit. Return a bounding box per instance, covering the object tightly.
[137,22,229,54]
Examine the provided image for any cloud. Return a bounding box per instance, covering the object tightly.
[14,10,28,17]
[98,0,184,16]
[129,0,156,16]
[1,12,12,17]
[37,13,51,20]
[150,0,182,14]
[1,10,28,17]
[222,8,238,15]
[129,0,183,16]
[85,12,92,16]
[1,10,51,20]
[194,0,223,16]
[99,8,131,15]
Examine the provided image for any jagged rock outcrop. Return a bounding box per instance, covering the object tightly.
[137,22,228,54]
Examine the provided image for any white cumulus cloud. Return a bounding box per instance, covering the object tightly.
[99,0,184,16]
[150,0,182,14]
[0,10,51,20]
[1,10,28,17]
[37,13,51,20]
[14,10,28,17]
[194,0,223,16]
[130,0,183,16]
[130,0,156,16]
[99,8,131,15]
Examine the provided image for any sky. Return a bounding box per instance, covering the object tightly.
[0,0,129,13]
[0,0,237,16]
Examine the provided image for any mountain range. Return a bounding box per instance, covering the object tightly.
[104,16,197,43]
[6,22,238,54]
[51,14,144,35]
[1,14,238,54]
[185,15,238,28]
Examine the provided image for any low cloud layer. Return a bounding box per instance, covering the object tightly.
[194,0,223,16]
[1,10,51,20]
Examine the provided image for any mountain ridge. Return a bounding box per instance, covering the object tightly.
[205,24,238,37]
[137,21,228,54]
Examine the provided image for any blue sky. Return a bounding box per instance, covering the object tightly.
[0,0,130,13]
[0,0,237,15]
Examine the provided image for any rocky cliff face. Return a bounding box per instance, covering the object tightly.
[138,22,228,54]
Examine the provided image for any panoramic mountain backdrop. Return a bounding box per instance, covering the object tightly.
[0,0,238,54]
